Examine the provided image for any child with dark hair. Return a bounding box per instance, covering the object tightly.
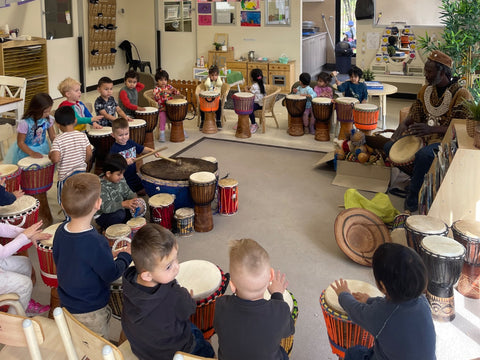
[333,66,368,103]
[247,68,263,134]
[331,243,436,360]
[293,72,317,134]
[153,69,180,142]
[200,65,223,130]
[95,76,132,126]
[122,224,215,360]
[95,153,143,230]
[118,70,146,118]
[314,72,333,99]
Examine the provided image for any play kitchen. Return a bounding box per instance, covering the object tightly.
[302,20,327,76]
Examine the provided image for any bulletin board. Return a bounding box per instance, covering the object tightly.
[374,0,443,27]
[88,0,117,69]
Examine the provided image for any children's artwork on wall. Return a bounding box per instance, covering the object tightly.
[198,2,211,14]
[241,10,261,27]
[241,0,260,10]
[198,14,212,26]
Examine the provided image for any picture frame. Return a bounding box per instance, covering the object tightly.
[265,0,290,26]
[214,2,236,25]
[214,33,229,47]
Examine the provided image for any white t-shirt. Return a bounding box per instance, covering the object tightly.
[250,82,265,105]
[50,131,90,181]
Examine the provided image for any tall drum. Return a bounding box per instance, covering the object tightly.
[135,107,159,149]
[232,92,254,139]
[199,91,220,134]
[86,126,114,175]
[189,172,217,232]
[419,235,465,321]
[285,94,307,136]
[334,97,359,140]
[128,119,146,146]
[311,97,333,141]
[353,103,379,134]
[389,136,424,176]
[166,98,188,142]
[404,215,448,253]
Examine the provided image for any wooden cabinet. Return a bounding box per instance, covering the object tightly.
[247,61,269,86]
[269,61,295,93]
[0,37,48,108]
[302,33,327,77]
[208,50,234,68]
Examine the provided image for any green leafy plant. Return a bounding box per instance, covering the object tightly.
[213,42,223,51]
[363,68,375,81]
[464,98,480,121]
[417,0,480,88]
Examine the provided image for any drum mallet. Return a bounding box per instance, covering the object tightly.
[133,146,168,163]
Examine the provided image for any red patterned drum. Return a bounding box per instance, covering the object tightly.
[135,107,159,133]
[0,164,21,193]
[126,217,147,239]
[199,91,220,113]
[353,103,379,131]
[36,223,61,288]
[389,136,424,176]
[232,92,254,115]
[105,224,131,248]
[128,119,146,145]
[148,193,175,230]
[17,156,55,195]
[218,178,238,216]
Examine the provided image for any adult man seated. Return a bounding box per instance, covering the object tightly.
[384,50,472,212]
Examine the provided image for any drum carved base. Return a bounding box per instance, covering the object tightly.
[33,192,52,228]
[288,116,304,136]
[235,114,251,139]
[48,288,60,319]
[426,291,456,322]
[338,122,353,140]
[457,263,480,299]
[144,131,155,151]
[202,112,218,134]
[194,205,214,232]
[170,121,185,142]
[315,121,330,141]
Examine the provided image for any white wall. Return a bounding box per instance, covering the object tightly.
[0,1,43,38]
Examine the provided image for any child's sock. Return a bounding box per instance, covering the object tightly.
[159,130,165,142]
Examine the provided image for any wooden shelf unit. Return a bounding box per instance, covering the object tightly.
[0,37,48,108]
[208,50,234,68]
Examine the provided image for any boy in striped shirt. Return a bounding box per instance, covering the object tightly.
[49,106,92,206]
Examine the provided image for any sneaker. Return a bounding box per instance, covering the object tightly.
[216,122,222,130]
[159,131,166,143]
[184,130,189,138]
[250,123,258,134]
[26,299,50,316]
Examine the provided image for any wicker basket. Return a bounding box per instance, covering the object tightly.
[466,119,476,138]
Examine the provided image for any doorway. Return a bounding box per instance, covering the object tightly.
[336,0,356,53]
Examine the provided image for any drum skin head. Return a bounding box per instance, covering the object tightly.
[389,136,422,164]
[421,235,465,257]
[218,178,238,187]
[40,223,62,247]
[136,107,158,114]
[335,208,391,266]
[405,215,447,234]
[149,193,175,207]
[0,195,38,216]
[312,97,332,104]
[175,207,194,219]
[86,126,112,136]
[127,217,146,228]
[325,280,383,314]
[176,260,221,301]
[263,289,293,312]
[106,224,131,238]
[0,164,19,176]
[141,158,217,181]
[453,220,480,240]
[129,119,146,127]
[18,155,52,168]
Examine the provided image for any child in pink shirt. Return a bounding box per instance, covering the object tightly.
[314,72,334,99]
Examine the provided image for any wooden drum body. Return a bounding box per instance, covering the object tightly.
[166,98,188,142]
[285,94,307,136]
[175,260,229,339]
[452,220,480,299]
[128,119,146,146]
[419,236,465,322]
[233,92,254,139]
[148,193,176,230]
[335,97,359,140]
[404,215,448,254]
[36,223,61,288]
[0,164,21,193]
[218,178,238,216]
[353,103,379,134]
[311,98,333,141]
[86,126,114,175]
[389,136,424,176]
[200,91,220,135]
[320,280,383,358]
[18,156,54,195]
[135,107,159,149]
[189,172,216,232]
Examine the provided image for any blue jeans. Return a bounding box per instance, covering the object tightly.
[95,209,131,230]
[249,103,262,124]
[345,345,374,360]
[190,323,215,358]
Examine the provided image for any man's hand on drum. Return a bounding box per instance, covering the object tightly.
[112,241,131,258]
[408,122,432,137]
[352,292,370,303]
[23,221,49,247]
[122,199,138,211]
[331,278,351,296]
[268,269,288,295]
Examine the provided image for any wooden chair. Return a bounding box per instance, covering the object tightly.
[0,75,27,124]
[195,82,231,127]
[254,84,281,133]
[137,72,156,108]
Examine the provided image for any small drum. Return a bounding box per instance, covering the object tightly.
[148,193,175,230]
[218,178,238,216]
[129,197,146,218]
[189,172,217,233]
[199,91,220,113]
[312,97,333,141]
[419,235,465,321]
[166,98,188,142]
[126,217,146,239]
[353,103,379,132]
[264,289,298,355]
[17,156,55,195]
[452,220,480,298]
[105,224,131,248]
[135,107,159,133]
[320,280,383,358]
[335,97,359,140]
[36,223,61,288]
[174,208,195,236]
[86,126,114,175]
[175,260,229,339]
[0,195,39,252]
[404,215,448,253]
[0,164,21,193]
[232,92,254,115]
[200,156,219,214]
[128,119,146,145]
[285,94,307,137]
[389,136,424,176]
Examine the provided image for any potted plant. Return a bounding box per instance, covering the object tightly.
[213,42,223,51]
[363,68,375,81]
[464,98,480,148]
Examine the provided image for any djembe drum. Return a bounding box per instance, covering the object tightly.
[404,215,448,254]
[128,119,146,145]
[311,97,333,141]
[353,103,379,135]
[36,223,61,318]
[285,94,307,136]
[199,91,220,134]
[189,172,216,232]
[175,260,229,339]
[86,126,114,175]
[452,220,480,299]
[201,156,219,214]
[148,193,176,230]
[105,224,131,248]
[126,217,146,239]
[334,97,359,140]
[0,164,21,192]
[232,92,254,139]
[166,98,188,142]
[217,178,238,216]
[135,107,159,149]
[320,280,383,358]
[389,136,424,175]
[264,289,299,355]
[419,235,465,321]
[18,155,55,227]
[174,207,195,236]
